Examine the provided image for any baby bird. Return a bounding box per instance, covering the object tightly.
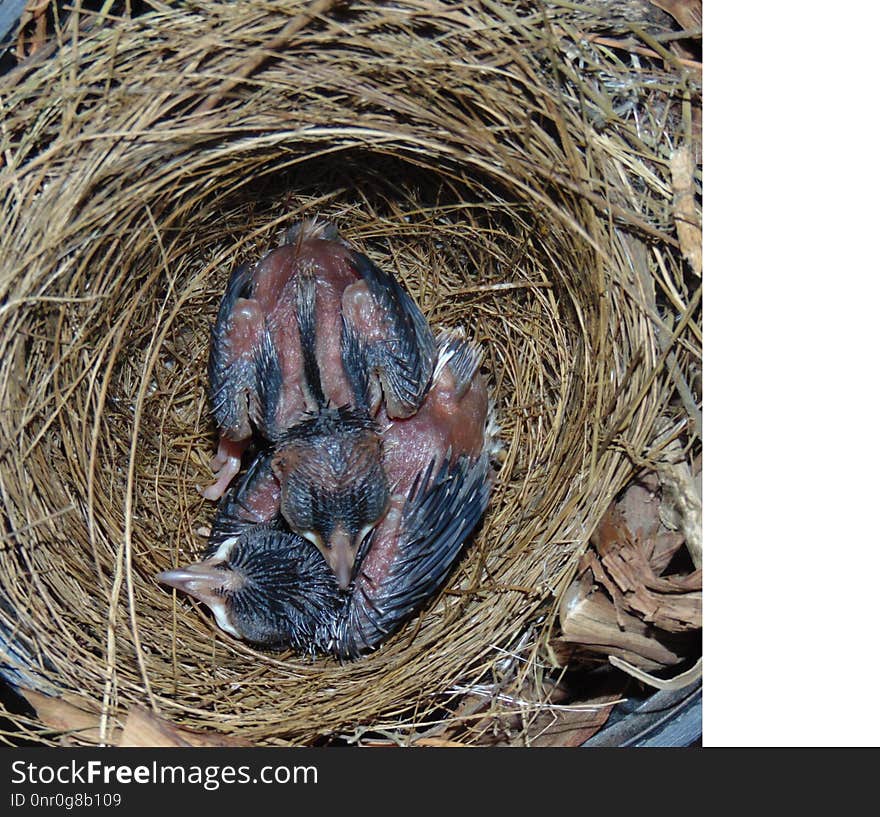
[161,331,495,658]
[202,218,436,498]
[333,329,496,658]
[203,219,437,587]
[157,524,340,652]
[160,451,331,649]
[269,405,388,590]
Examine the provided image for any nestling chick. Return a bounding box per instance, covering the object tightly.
[203,219,436,587]
[157,525,340,651]
[258,268,391,589]
[162,451,339,650]
[202,218,436,501]
[206,413,388,593]
[333,329,496,658]
[161,331,495,658]
[270,405,388,590]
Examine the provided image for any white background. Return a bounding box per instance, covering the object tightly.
[707,4,880,745]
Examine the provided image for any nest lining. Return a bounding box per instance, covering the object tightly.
[0,1,701,745]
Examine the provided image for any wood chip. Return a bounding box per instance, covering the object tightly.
[19,689,121,745]
[119,706,254,747]
[591,507,702,631]
[526,699,614,747]
[670,147,702,277]
[558,572,685,669]
[557,465,702,671]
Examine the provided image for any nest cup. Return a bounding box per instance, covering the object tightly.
[0,1,701,745]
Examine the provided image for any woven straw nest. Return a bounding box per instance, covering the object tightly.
[0,1,702,746]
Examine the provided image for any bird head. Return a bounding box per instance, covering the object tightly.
[271,406,389,589]
[156,527,341,651]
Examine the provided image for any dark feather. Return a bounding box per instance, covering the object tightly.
[275,404,376,444]
[333,452,491,659]
[341,314,372,411]
[293,273,325,406]
[225,527,341,651]
[348,250,437,416]
[208,262,259,435]
[251,328,283,441]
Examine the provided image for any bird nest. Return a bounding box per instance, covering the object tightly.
[0,0,702,746]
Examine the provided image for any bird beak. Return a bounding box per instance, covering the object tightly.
[326,544,352,591]
[303,524,375,590]
[157,562,244,639]
[307,528,360,590]
[157,562,238,602]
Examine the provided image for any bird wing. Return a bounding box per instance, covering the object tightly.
[250,325,285,442]
[332,452,491,659]
[340,312,372,411]
[208,262,265,439]
[346,250,437,418]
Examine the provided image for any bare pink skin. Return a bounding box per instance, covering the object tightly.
[256,241,361,418]
[353,496,405,592]
[199,437,250,500]
[355,360,489,587]
[231,463,282,526]
[202,237,385,500]
[380,364,489,495]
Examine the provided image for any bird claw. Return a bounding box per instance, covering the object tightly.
[198,471,235,501]
[200,437,249,501]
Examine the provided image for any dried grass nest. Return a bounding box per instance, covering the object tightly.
[0,1,702,746]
